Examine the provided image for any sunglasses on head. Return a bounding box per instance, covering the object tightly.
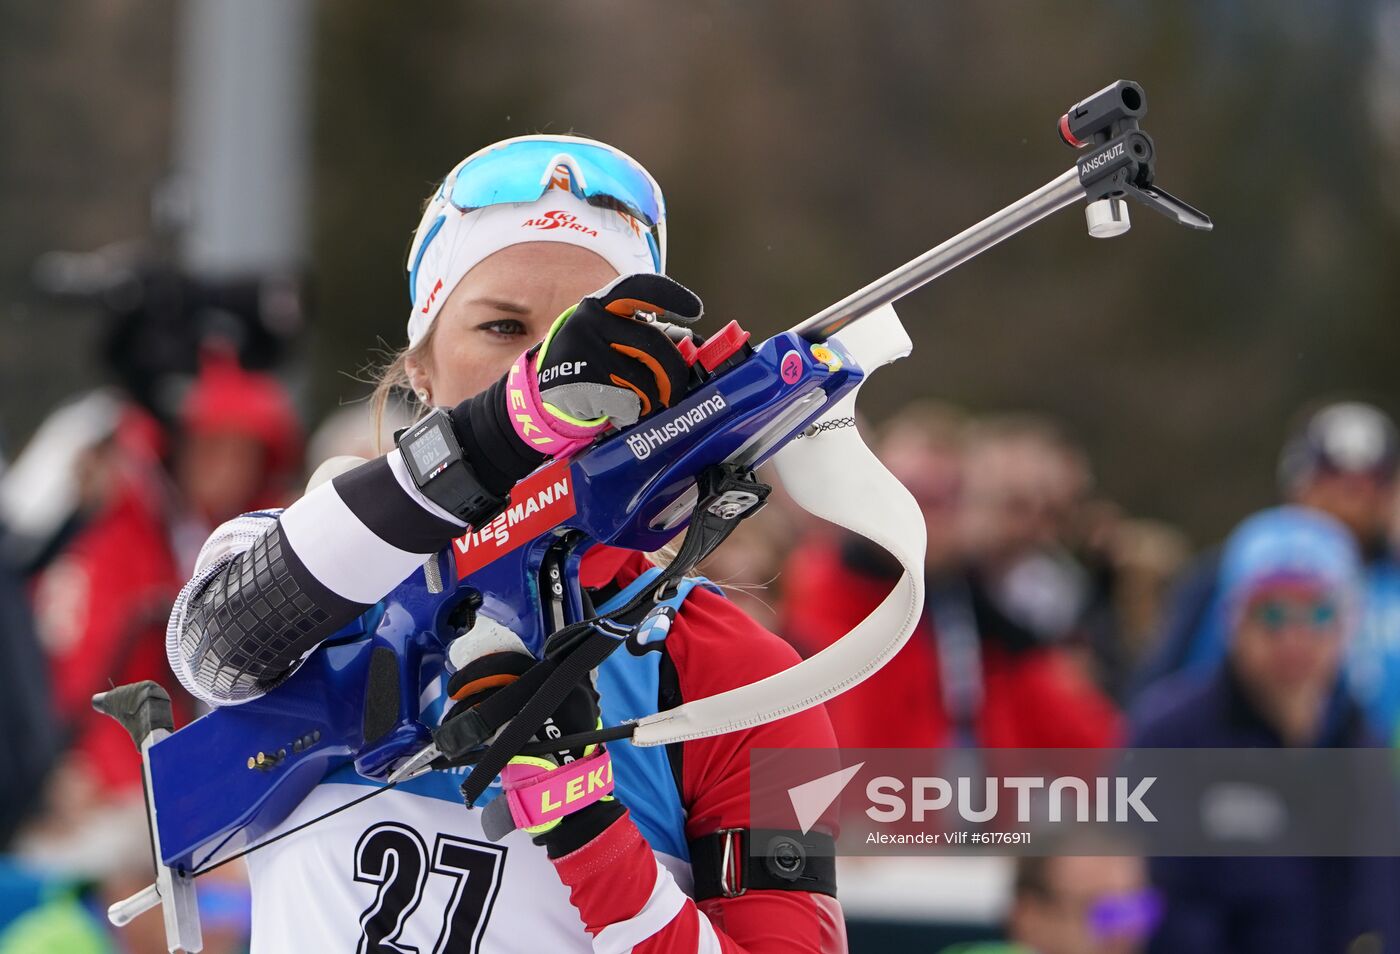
[442,135,666,271]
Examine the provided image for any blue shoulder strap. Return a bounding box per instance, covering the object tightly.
[593,568,716,862]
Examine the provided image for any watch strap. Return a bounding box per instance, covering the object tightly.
[396,408,507,526]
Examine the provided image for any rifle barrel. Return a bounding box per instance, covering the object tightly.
[793,167,1084,342]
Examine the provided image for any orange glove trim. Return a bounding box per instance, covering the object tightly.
[449,672,519,702]
[609,343,672,406]
[609,374,652,417]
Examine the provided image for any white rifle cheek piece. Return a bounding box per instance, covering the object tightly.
[631,303,926,746]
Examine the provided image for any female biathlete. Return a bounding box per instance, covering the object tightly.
[166,136,846,953]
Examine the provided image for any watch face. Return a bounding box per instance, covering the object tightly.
[407,422,453,477]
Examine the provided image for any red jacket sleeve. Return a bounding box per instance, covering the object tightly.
[549,583,848,953]
[31,484,182,790]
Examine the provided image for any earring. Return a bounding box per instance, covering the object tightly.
[415,389,430,404]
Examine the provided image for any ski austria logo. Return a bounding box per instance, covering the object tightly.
[454,460,577,577]
[780,350,803,385]
[625,394,729,461]
[521,210,600,238]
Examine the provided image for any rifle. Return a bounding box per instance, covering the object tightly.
[97,80,1210,952]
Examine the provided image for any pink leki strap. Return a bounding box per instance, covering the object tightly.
[506,351,602,458]
[500,750,615,831]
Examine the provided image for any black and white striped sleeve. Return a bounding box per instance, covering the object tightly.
[167,450,467,706]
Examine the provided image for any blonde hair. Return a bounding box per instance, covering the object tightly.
[369,179,451,454]
[368,324,436,455]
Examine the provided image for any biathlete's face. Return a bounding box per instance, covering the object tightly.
[407,242,619,408]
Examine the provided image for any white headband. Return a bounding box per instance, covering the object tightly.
[407,188,657,349]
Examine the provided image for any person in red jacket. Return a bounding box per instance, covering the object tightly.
[781,405,1121,749]
[31,359,300,793]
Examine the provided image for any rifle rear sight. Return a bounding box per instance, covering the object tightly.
[1057,80,1210,238]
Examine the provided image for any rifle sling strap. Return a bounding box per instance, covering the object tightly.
[456,463,771,806]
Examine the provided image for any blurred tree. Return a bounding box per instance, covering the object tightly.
[0,0,177,452]
[4,0,1398,544]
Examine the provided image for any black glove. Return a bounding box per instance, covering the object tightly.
[533,272,700,428]
[443,650,623,855]
[451,274,702,499]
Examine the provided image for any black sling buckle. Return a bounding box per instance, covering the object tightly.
[690,828,838,900]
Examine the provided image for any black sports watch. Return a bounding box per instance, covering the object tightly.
[395,408,507,525]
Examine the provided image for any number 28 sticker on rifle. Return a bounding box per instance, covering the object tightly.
[453,459,577,577]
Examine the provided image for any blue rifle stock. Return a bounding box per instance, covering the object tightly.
[147,328,864,875]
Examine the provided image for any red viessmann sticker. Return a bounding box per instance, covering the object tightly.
[453,459,577,578]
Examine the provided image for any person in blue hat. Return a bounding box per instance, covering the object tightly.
[1138,402,1400,738]
[1131,506,1400,953]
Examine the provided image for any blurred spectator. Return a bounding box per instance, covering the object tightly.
[0,392,123,575]
[781,403,1121,748]
[304,396,412,477]
[0,521,54,849]
[941,852,1157,954]
[3,790,251,954]
[0,352,290,951]
[1102,519,1190,670]
[175,350,302,527]
[27,353,300,794]
[1139,401,1400,740]
[28,399,178,794]
[3,799,159,954]
[960,416,1128,697]
[1131,506,1400,953]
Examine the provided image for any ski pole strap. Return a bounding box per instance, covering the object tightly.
[689,828,838,900]
[515,723,636,757]
[433,610,636,766]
